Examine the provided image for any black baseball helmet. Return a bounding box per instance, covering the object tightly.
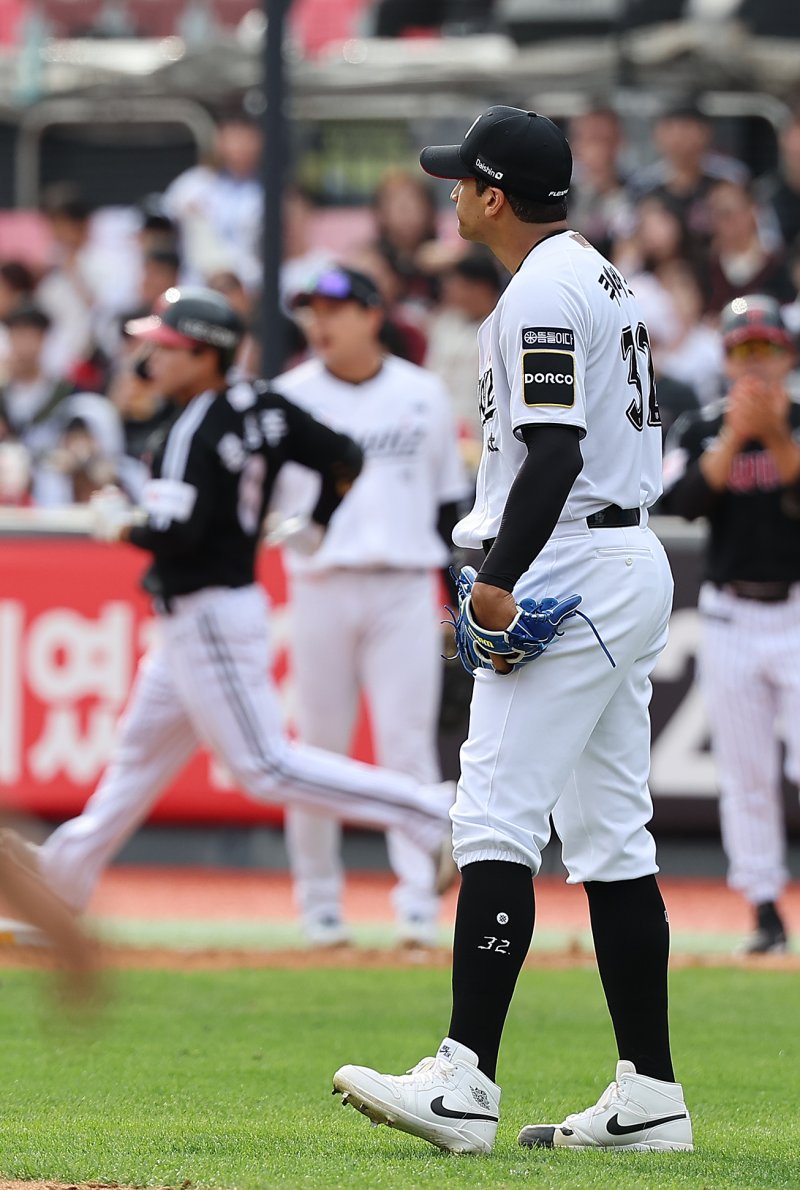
[720,294,794,352]
[126,287,245,370]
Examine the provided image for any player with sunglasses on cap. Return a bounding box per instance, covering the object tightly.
[664,293,800,954]
[274,266,469,947]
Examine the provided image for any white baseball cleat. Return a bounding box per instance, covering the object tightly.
[304,916,353,948]
[333,1037,500,1154]
[518,1060,693,1152]
[396,915,439,949]
[0,916,50,946]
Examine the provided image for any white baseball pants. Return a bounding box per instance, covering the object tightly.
[697,582,800,905]
[284,570,442,930]
[39,584,446,912]
[453,520,673,882]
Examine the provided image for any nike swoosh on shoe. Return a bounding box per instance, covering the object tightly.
[606,1111,688,1136]
[429,1096,499,1123]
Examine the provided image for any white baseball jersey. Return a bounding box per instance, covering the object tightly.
[448,229,673,884]
[454,230,663,548]
[272,356,466,939]
[275,356,469,572]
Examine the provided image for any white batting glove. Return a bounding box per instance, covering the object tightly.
[89,485,138,542]
[263,514,325,556]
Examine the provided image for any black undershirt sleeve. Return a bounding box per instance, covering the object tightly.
[278,395,365,527]
[437,500,461,604]
[477,423,583,593]
[309,438,364,527]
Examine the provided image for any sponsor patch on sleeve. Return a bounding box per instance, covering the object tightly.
[522,349,576,407]
[521,326,575,349]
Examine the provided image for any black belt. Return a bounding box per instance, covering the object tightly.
[586,504,640,529]
[717,580,795,604]
[482,505,639,556]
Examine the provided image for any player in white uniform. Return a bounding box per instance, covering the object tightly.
[274,267,469,947]
[332,107,692,1154]
[0,289,454,932]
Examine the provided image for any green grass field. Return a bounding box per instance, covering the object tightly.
[0,965,797,1189]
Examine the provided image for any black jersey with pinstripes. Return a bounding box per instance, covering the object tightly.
[663,397,800,583]
[128,378,363,601]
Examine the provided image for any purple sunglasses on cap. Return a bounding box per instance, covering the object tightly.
[292,268,382,309]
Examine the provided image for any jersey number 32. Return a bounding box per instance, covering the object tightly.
[621,322,661,431]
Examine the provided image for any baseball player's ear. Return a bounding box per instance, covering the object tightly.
[484,187,506,217]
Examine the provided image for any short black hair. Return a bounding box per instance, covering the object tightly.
[450,251,504,291]
[5,303,51,332]
[145,249,181,272]
[574,103,621,127]
[214,99,261,130]
[137,194,176,233]
[709,176,756,203]
[658,98,711,125]
[0,261,36,294]
[40,183,91,222]
[474,177,567,224]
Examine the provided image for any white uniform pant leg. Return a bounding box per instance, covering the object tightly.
[452,526,673,878]
[362,572,443,927]
[284,574,361,930]
[165,586,445,852]
[697,587,787,905]
[39,639,199,911]
[552,628,665,883]
[771,591,800,793]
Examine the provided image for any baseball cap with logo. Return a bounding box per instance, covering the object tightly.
[126,286,244,352]
[720,294,794,352]
[420,106,572,204]
[291,267,383,310]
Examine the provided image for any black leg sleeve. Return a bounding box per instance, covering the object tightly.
[448,860,535,1082]
[585,875,675,1083]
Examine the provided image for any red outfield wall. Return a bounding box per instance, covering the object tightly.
[0,539,373,823]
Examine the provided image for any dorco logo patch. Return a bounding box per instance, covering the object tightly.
[522,349,576,407]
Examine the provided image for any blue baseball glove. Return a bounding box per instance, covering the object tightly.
[445,566,614,675]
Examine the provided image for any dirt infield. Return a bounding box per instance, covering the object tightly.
[77,867,800,935]
[0,1185,177,1190]
[2,941,799,972]
[1,868,799,972]
[0,1185,159,1190]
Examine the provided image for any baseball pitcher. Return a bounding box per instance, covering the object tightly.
[332,107,692,1155]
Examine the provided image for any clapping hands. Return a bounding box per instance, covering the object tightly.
[725,376,790,447]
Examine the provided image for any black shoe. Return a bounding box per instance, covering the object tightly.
[737,902,788,955]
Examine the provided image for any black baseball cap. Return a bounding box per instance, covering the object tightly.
[291,267,383,310]
[126,287,244,352]
[720,294,794,352]
[659,99,711,125]
[420,106,572,204]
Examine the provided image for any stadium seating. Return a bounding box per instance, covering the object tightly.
[40,0,258,39]
[41,0,107,37]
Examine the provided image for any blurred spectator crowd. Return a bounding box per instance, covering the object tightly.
[3,97,800,508]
